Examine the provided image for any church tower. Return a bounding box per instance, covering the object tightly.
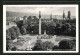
[63,11,65,21]
[50,13,53,21]
[67,11,71,20]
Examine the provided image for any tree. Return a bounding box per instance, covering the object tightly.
[61,24,66,32]
[59,39,75,49]
[6,40,13,51]
[33,40,54,51]
[55,23,62,35]
[9,28,17,40]
[6,30,11,40]
[42,41,54,50]
[32,40,43,51]
[70,25,76,37]
[62,23,71,36]
[20,26,27,35]
[8,26,21,40]
[12,26,21,36]
[65,23,71,29]
[52,45,59,50]
[16,20,23,28]
[11,46,17,51]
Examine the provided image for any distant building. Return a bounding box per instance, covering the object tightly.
[15,17,21,21]
[50,13,53,21]
[63,11,66,20]
[20,17,23,20]
[23,16,27,24]
[62,11,71,21]
[67,11,71,20]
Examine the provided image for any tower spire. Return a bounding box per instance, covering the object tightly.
[50,13,52,21]
[63,11,65,20]
[67,11,71,20]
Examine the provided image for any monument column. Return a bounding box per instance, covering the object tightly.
[39,11,41,35]
[63,11,65,21]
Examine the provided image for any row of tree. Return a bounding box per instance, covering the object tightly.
[16,19,76,37]
[6,26,21,50]
[32,39,76,51]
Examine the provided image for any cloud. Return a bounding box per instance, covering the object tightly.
[6,6,76,16]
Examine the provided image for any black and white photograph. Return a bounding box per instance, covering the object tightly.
[3,5,79,53]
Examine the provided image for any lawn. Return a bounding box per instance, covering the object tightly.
[13,34,76,50]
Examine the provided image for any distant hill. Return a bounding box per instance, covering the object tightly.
[6,11,37,17]
[6,11,76,20]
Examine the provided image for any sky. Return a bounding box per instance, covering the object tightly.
[6,5,77,16]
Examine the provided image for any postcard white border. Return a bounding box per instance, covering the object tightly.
[3,5,79,53]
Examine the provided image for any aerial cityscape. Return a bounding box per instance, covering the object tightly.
[5,5,76,51]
